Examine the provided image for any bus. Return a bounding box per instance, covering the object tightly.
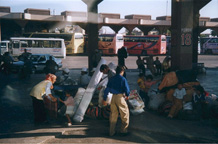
[23,33,84,55]
[84,34,124,55]
[10,37,66,58]
[200,37,218,54]
[0,40,11,55]
[124,35,167,55]
[98,34,124,55]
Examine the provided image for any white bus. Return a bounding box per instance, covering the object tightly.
[0,40,11,55]
[10,37,66,58]
[200,37,218,54]
[23,32,84,55]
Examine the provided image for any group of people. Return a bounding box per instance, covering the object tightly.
[167,83,207,119]
[30,62,131,137]
[136,55,165,76]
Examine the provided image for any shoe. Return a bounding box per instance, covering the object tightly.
[68,123,72,126]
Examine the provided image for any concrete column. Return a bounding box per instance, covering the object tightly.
[156,26,170,35]
[171,0,194,70]
[0,21,1,41]
[138,26,153,35]
[171,0,211,70]
[82,0,103,71]
[109,25,122,33]
[125,25,136,35]
[15,20,28,35]
[192,6,200,64]
[211,28,218,36]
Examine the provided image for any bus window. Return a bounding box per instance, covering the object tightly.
[43,40,50,48]
[117,36,123,41]
[21,41,28,48]
[75,34,83,39]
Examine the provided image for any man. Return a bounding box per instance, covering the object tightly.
[79,67,91,88]
[136,56,146,76]
[153,57,162,75]
[45,56,58,74]
[117,46,128,69]
[100,64,116,79]
[103,66,130,136]
[18,49,32,61]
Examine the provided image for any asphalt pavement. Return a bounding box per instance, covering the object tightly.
[0,67,218,143]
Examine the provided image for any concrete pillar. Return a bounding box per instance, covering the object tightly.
[109,25,122,33]
[171,0,194,70]
[192,6,200,64]
[125,25,136,35]
[82,0,103,71]
[156,26,170,35]
[15,20,28,35]
[0,21,1,41]
[138,26,153,35]
[211,28,218,36]
[171,0,211,70]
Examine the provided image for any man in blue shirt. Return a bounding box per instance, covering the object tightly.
[103,66,130,136]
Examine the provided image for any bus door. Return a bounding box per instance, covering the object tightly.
[160,35,167,54]
[12,40,20,56]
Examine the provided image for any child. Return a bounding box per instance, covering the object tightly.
[168,83,186,118]
[59,90,74,126]
[137,73,146,102]
[192,85,207,118]
[144,75,160,108]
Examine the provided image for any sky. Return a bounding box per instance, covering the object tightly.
[0,0,218,33]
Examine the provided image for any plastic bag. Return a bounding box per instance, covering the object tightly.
[128,90,144,110]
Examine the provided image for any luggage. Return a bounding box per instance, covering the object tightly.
[86,106,102,119]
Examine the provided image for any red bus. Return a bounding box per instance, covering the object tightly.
[124,35,167,55]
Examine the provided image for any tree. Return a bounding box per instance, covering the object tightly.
[211,30,217,37]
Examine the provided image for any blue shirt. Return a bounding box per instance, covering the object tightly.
[104,74,130,101]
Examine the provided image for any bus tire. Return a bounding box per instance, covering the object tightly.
[141,50,147,56]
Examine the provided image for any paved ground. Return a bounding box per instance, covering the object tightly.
[0,56,218,143]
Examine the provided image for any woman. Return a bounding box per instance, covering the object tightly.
[30,73,57,125]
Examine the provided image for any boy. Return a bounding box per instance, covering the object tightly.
[168,83,186,118]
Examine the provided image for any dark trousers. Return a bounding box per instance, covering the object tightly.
[139,90,149,108]
[31,96,47,124]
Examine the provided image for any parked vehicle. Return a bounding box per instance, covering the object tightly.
[12,54,62,73]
